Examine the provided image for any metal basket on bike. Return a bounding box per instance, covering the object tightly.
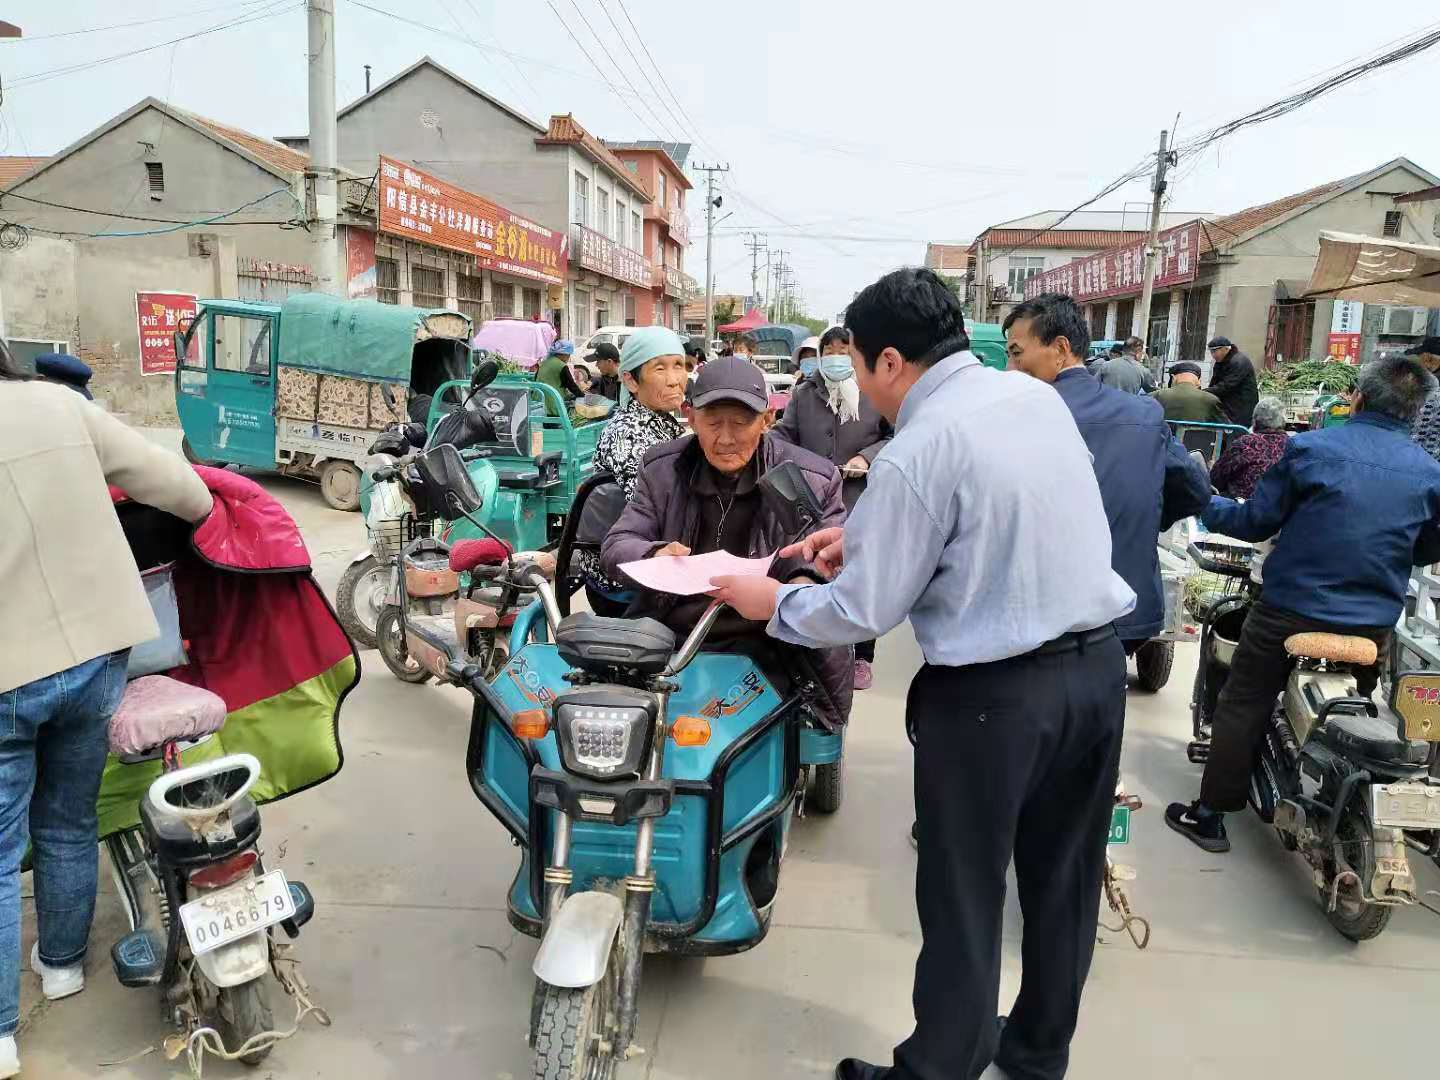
[1183,537,1254,620]
[371,512,436,561]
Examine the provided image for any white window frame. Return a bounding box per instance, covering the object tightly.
[1007,255,1045,296]
[574,172,589,226]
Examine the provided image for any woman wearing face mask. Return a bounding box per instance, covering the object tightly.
[792,336,820,381]
[574,326,690,616]
[769,325,891,689]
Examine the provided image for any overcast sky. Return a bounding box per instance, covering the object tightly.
[3,0,1437,320]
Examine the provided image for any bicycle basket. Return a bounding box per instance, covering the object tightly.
[373,514,435,560]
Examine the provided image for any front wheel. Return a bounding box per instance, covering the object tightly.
[532,973,617,1080]
[1134,640,1174,692]
[336,556,389,649]
[181,436,215,467]
[216,978,275,1066]
[375,607,432,684]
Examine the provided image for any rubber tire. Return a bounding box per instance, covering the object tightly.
[1134,640,1174,692]
[1322,808,1393,943]
[532,978,615,1080]
[319,459,362,512]
[375,607,433,684]
[217,979,275,1067]
[181,436,214,467]
[811,758,844,814]
[336,555,387,650]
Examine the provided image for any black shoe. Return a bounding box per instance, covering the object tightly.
[1165,800,1230,853]
[909,821,918,850]
[835,1060,889,1080]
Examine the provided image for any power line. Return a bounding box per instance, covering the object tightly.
[434,0,543,119]
[0,0,279,45]
[541,0,659,137]
[0,189,298,226]
[610,0,710,147]
[7,1,300,91]
[594,0,690,140]
[457,0,546,117]
[4,187,300,240]
[561,0,677,140]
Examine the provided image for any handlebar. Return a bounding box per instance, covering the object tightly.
[1186,541,1252,578]
[664,600,725,677]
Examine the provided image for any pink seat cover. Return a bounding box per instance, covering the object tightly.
[110,676,228,755]
[449,538,513,573]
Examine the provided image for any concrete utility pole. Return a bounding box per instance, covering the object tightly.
[1135,128,1172,345]
[307,0,341,296]
[696,163,729,342]
[973,239,987,324]
[745,232,767,311]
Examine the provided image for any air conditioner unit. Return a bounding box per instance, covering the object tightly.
[1386,306,1425,335]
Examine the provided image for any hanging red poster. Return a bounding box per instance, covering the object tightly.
[136,291,198,376]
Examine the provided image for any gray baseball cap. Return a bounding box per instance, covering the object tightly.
[691,355,769,412]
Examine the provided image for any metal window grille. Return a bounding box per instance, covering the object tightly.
[523,288,541,318]
[457,272,487,325]
[411,266,445,309]
[376,257,400,305]
[145,162,165,194]
[1383,210,1403,238]
[493,283,516,317]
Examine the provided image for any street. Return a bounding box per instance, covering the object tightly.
[10,451,1440,1079]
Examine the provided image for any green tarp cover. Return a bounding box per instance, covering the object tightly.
[275,292,469,383]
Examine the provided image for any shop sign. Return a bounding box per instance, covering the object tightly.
[378,155,566,285]
[1327,299,1364,362]
[573,223,653,288]
[1024,221,1202,304]
[136,290,197,376]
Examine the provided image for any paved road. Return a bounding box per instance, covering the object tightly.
[17,451,1440,1078]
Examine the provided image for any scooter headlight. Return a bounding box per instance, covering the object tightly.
[554,688,657,781]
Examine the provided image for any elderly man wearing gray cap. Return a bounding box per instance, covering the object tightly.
[601,354,854,728]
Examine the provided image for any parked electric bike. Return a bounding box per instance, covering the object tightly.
[102,469,349,1067]
[1187,540,1440,941]
[458,461,846,1077]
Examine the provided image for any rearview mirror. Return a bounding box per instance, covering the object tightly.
[472,352,500,391]
[759,460,825,545]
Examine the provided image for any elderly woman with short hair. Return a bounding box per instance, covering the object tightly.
[1210,396,1289,499]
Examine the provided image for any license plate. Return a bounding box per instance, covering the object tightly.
[1370,782,1440,830]
[179,870,291,956]
[1108,806,1131,845]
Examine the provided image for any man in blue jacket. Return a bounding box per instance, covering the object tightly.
[1004,294,1210,652]
[1167,354,1440,853]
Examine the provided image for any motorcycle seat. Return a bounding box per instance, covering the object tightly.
[109,676,228,757]
[1314,708,1430,766]
[449,538,513,572]
[555,613,676,676]
[1284,633,1377,667]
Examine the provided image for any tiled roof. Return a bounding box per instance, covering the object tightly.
[974,228,1145,253]
[181,110,309,175]
[0,156,50,188]
[925,243,970,270]
[1197,175,1353,253]
[536,115,650,200]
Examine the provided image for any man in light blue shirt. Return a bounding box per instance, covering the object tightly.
[712,268,1134,1080]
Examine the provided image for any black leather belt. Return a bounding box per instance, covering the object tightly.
[1028,624,1117,658]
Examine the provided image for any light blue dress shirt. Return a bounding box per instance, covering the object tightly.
[769,351,1136,666]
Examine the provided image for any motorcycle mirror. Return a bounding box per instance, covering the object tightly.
[472,353,501,391]
[403,421,428,448]
[759,460,825,545]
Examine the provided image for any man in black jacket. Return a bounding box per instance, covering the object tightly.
[1206,336,1259,427]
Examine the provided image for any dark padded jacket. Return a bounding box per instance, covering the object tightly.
[1053,368,1211,641]
[602,433,853,727]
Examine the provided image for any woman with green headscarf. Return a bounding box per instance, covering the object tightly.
[574,326,691,615]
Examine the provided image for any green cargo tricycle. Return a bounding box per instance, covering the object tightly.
[173,292,474,511]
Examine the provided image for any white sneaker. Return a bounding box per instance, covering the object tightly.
[30,942,84,1000]
[0,1033,18,1078]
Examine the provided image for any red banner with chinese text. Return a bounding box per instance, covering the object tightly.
[1023,221,1202,304]
[377,156,566,286]
[136,291,197,376]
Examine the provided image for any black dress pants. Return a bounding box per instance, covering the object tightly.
[893,632,1125,1080]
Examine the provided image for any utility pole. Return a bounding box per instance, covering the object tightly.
[745,232,767,312]
[772,250,790,321]
[973,239,987,324]
[307,0,341,296]
[696,163,729,343]
[1135,129,1173,347]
